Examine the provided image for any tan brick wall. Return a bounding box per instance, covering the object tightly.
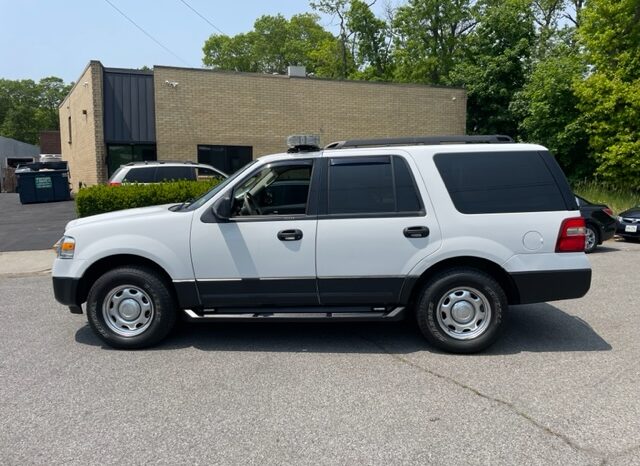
[59,61,106,190]
[153,67,466,161]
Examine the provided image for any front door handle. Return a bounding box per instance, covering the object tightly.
[403,226,430,238]
[277,229,303,241]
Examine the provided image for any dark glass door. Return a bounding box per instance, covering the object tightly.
[197,145,252,175]
[107,144,156,176]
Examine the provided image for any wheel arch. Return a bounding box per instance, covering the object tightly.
[584,219,602,243]
[75,254,176,306]
[402,256,520,307]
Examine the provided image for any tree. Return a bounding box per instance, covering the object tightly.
[511,39,591,178]
[202,13,346,77]
[392,0,476,85]
[346,0,394,79]
[310,0,393,80]
[574,0,640,188]
[451,0,535,135]
[0,77,71,145]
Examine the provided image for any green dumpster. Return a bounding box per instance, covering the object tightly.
[16,162,71,204]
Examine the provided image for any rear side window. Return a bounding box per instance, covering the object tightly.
[123,167,155,183]
[434,151,566,214]
[327,156,423,215]
[155,166,195,182]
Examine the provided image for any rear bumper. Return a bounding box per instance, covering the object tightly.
[601,223,616,242]
[52,277,81,306]
[510,269,591,304]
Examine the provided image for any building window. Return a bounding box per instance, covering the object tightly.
[106,144,157,176]
[67,116,72,144]
[197,145,252,175]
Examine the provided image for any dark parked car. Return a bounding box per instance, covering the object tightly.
[575,195,616,253]
[616,206,640,241]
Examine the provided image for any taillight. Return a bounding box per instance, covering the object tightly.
[603,207,614,217]
[109,181,121,186]
[556,217,586,252]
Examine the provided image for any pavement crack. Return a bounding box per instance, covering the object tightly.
[358,334,605,461]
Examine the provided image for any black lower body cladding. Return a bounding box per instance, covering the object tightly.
[509,269,591,304]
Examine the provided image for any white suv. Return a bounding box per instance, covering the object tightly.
[52,135,591,353]
[107,161,226,186]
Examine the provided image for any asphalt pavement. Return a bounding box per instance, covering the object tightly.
[1,240,640,465]
[0,193,76,252]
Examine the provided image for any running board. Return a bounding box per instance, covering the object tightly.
[183,307,406,322]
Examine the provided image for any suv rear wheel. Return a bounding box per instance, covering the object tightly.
[416,268,507,353]
[86,266,177,349]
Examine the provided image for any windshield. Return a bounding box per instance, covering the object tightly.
[182,160,259,211]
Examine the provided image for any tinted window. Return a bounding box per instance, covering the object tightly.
[434,151,566,214]
[155,166,195,182]
[394,156,422,212]
[123,167,155,183]
[197,167,223,179]
[328,157,395,214]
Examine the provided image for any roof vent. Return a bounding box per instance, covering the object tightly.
[287,66,306,78]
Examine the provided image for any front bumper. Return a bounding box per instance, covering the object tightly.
[510,268,591,304]
[616,222,640,238]
[52,277,81,307]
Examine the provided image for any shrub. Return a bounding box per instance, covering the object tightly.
[75,179,220,217]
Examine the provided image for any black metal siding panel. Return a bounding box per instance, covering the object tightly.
[103,70,156,143]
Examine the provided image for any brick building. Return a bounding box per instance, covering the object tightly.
[59,60,466,189]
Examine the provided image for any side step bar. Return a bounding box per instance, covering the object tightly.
[183,307,406,322]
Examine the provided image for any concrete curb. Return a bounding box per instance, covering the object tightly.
[0,250,55,277]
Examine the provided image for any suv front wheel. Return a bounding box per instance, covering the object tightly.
[416,268,507,353]
[86,266,177,349]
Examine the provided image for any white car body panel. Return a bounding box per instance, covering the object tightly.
[190,218,317,279]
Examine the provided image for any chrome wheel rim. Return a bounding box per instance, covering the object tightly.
[585,227,596,250]
[102,285,154,337]
[436,286,492,340]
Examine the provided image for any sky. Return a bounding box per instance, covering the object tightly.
[0,0,388,83]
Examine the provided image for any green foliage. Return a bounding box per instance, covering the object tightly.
[202,13,347,77]
[452,0,535,135]
[511,40,592,178]
[0,76,72,144]
[75,179,220,218]
[573,180,640,215]
[392,0,475,85]
[346,0,393,79]
[574,0,640,189]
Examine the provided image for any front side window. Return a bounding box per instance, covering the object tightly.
[197,167,224,180]
[327,156,423,215]
[232,163,312,217]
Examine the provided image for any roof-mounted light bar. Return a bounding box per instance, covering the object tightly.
[287,134,321,153]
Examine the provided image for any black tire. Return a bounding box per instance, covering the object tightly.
[86,266,177,349]
[415,268,507,354]
[584,224,599,254]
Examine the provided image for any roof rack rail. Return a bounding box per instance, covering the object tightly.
[324,135,513,150]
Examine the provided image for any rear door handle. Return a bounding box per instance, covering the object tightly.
[277,229,303,241]
[403,226,430,238]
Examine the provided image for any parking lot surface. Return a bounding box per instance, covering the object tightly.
[1,240,639,465]
[0,193,76,252]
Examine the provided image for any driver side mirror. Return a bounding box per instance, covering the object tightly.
[211,194,231,222]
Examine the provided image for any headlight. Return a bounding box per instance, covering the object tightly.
[617,216,623,223]
[53,236,75,259]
